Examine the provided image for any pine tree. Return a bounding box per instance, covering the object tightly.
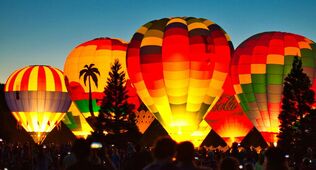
[96,59,140,146]
[303,109,316,149]
[278,56,315,163]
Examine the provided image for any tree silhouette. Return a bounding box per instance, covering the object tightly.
[96,59,140,146]
[303,109,316,150]
[79,64,100,119]
[278,56,315,164]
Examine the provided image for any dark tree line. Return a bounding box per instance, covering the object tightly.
[278,56,316,165]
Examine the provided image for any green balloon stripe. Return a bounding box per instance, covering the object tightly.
[63,112,77,129]
[74,99,100,114]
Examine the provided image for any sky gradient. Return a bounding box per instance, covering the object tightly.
[1,0,316,83]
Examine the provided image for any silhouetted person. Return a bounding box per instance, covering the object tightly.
[220,157,240,170]
[230,142,240,160]
[143,136,179,170]
[122,144,152,170]
[263,147,289,170]
[300,157,313,170]
[254,152,264,170]
[244,162,254,170]
[35,145,52,170]
[176,141,211,170]
[300,147,315,170]
[67,139,104,170]
[63,147,77,169]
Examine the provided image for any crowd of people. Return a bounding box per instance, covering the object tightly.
[0,137,315,170]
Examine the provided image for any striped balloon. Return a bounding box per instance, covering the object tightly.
[231,32,316,144]
[64,38,140,128]
[4,65,71,144]
[127,17,233,146]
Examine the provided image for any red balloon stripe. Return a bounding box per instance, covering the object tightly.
[49,66,63,92]
[20,66,33,91]
[37,66,46,91]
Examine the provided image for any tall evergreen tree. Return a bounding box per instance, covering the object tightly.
[278,56,315,162]
[303,109,316,149]
[96,59,140,146]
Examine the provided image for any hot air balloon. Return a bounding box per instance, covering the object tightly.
[126,79,141,112]
[4,65,71,144]
[64,38,140,128]
[62,102,93,139]
[127,17,233,146]
[231,32,316,144]
[135,109,155,134]
[204,75,253,146]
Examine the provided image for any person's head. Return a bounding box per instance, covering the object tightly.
[72,139,90,160]
[176,141,195,163]
[232,142,238,149]
[244,163,254,170]
[263,147,289,170]
[152,136,177,160]
[220,157,240,170]
[257,152,264,165]
[300,157,313,170]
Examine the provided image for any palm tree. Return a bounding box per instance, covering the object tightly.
[79,64,100,118]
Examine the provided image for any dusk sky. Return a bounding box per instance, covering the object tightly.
[1,0,316,83]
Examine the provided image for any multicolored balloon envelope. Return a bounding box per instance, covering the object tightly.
[64,38,140,128]
[205,75,253,146]
[135,110,155,134]
[62,102,93,139]
[4,65,71,144]
[127,17,233,146]
[231,32,316,144]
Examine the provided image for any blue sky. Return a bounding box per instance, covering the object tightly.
[1,0,316,83]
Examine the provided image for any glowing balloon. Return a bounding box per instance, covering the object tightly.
[205,75,253,146]
[135,110,155,134]
[62,102,93,139]
[127,17,233,146]
[231,32,316,144]
[4,65,71,144]
[126,79,141,112]
[64,38,140,128]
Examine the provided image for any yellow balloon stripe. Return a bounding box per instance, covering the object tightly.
[5,68,21,91]
[12,67,29,91]
[43,66,55,91]
[188,22,208,31]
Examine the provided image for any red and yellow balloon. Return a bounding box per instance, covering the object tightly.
[4,65,71,144]
[231,32,316,144]
[64,38,140,128]
[205,75,253,146]
[127,17,233,146]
